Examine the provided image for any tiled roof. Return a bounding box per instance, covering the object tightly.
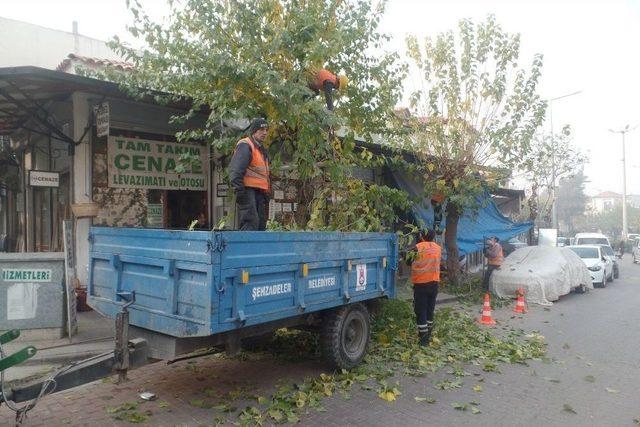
[56,53,134,72]
[592,191,621,199]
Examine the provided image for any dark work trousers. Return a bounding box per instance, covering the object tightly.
[413,283,439,332]
[237,187,268,231]
[483,264,499,290]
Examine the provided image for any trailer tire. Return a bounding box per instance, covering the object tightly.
[321,303,370,370]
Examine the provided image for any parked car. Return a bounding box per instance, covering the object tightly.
[503,237,527,256]
[491,246,592,305]
[574,233,610,246]
[598,244,619,279]
[567,245,613,287]
[557,237,569,247]
[633,239,640,264]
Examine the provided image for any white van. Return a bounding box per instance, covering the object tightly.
[574,233,610,246]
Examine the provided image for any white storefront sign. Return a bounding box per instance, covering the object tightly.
[107,136,207,191]
[29,170,60,187]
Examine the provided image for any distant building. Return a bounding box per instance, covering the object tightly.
[589,191,621,213]
[589,191,640,214]
[0,16,122,69]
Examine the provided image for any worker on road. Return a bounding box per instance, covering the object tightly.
[483,236,504,291]
[229,118,271,231]
[410,229,441,347]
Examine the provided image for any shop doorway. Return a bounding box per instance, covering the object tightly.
[166,190,207,229]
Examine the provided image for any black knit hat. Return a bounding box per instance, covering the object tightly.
[248,118,269,135]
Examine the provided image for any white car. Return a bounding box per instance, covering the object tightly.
[574,232,610,246]
[567,245,613,288]
[633,239,640,264]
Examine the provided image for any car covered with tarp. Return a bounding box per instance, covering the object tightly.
[490,246,592,306]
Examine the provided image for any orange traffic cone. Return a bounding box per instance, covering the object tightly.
[478,293,497,326]
[513,288,527,314]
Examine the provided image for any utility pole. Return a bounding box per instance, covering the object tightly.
[547,90,582,230]
[609,125,637,241]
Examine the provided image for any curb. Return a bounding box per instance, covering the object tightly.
[21,348,112,366]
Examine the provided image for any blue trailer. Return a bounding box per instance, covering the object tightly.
[5,228,397,404]
[87,227,397,369]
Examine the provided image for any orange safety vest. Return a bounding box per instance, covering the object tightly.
[488,244,504,266]
[309,69,339,91]
[236,137,270,191]
[411,241,441,284]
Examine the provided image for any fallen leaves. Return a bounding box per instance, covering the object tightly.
[605,387,619,394]
[584,375,596,383]
[414,396,436,403]
[434,379,463,390]
[563,404,577,414]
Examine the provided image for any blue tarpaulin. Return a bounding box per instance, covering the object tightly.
[389,170,533,255]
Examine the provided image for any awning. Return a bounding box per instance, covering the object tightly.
[0,66,195,141]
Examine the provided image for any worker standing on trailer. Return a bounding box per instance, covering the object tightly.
[229,118,271,231]
[410,229,441,347]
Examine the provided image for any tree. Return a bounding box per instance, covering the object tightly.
[520,126,587,224]
[556,169,588,234]
[574,205,640,239]
[107,0,409,231]
[402,16,546,284]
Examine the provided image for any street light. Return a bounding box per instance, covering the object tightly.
[608,125,637,240]
[547,90,583,230]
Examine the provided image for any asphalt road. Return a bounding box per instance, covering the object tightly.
[305,256,640,427]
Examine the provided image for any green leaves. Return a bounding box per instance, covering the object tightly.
[108,0,407,232]
[401,15,547,215]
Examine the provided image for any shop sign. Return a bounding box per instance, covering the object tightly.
[93,102,110,137]
[29,170,60,187]
[107,136,207,191]
[1,268,52,282]
[147,204,164,227]
[216,183,229,198]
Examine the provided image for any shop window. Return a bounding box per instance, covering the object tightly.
[166,190,207,229]
[33,187,52,252]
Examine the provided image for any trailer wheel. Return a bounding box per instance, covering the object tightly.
[321,303,370,370]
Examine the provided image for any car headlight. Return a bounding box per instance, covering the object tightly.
[588,265,602,272]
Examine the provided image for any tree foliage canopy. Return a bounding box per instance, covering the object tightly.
[520,127,587,222]
[106,0,410,231]
[402,15,546,209]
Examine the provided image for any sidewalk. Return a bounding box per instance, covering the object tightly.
[3,289,459,385]
[3,310,114,384]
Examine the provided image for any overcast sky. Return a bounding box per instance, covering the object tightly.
[2,0,639,196]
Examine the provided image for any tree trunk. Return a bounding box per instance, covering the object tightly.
[528,182,539,221]
[445,204,461,286]
[527,182,539,245]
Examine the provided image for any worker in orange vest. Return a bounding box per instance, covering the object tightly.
[483,236,504,290]
[410,229,441,346]
[308,68,347,111]
[229,118,271,231]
